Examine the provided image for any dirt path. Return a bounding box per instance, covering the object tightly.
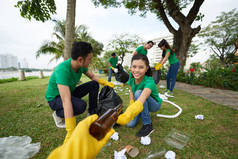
[159,80,238,110]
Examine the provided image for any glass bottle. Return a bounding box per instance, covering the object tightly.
[90,104,122,140]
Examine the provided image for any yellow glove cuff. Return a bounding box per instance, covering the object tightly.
[129,99,134,105]
[98,78,114,88]
[110,66,115,70]
[64,117,76,144]
[116,100,143,125]
[155,62,162,70]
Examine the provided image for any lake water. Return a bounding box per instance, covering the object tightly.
[0,71,53,79]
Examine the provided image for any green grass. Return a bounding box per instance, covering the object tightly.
[0,75,238,159]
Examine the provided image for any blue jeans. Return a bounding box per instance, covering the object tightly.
[126,90,161,127]
[48,81,99,118]
[167,62,180,92]
[108,68,114,82]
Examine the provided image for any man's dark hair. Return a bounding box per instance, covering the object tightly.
[111,53,116,56]
[71,41,93,60]
[147,41,154,46]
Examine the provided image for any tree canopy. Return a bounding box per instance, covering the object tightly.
[36,20,103,63]
[15,0,56,22]
[198,9,238,65]
[107,33,143,65]
[91,0,205,69]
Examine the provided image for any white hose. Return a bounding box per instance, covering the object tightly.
[156,93,182,118]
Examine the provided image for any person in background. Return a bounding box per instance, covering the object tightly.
[108,52,118,82]
[155,39,180,96]
[117,54,162,137]
[133,41,154,56]
[45,41,114,144]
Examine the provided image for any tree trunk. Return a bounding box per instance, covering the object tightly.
[173,27,194,70]
[64,0,76,60]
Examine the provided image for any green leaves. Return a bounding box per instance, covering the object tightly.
[107,33,143,64]
[36,20,104,62]
[198,9,238,65]
[15,0,56,22]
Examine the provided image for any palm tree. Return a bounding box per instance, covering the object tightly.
[36,19,103,62]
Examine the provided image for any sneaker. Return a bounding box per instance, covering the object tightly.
[136,124,154,137]
[163,89,169,94]
[52,111,65,128]
[165,90,174,97]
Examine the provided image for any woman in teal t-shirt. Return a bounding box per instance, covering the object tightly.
[155,39,180,96]
[126,54,162,137]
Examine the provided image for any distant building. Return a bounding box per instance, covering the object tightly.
[0,54,18,68]
[21,58,29,68]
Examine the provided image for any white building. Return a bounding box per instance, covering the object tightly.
[0,54,18,68]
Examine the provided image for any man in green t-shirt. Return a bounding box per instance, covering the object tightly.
[133,41,154,56]
[45,41,114,144]
[108,53,118,82]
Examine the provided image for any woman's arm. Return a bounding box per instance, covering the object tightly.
[137,88,152,104]
[129,87,134,101]
[161,51,170,65]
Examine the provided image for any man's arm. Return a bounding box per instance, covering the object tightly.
[58,84,74,118]
[133,50,138,56]
[85,70,114,88]
[85,70,99,81]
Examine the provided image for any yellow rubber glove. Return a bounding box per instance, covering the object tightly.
[129,99,134,105]
[155,62,162,70]
[98,78,114,88]
[63,117,76,144]
[116,100,143,125]
[110,66,115,70]
[47,114,115,159]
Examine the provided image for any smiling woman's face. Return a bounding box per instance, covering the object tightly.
[131,59,148,81]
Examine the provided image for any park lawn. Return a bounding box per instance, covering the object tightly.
[0,75,237,159]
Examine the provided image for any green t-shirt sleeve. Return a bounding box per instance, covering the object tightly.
[165,49,171,56]
[108,57,112,63]
[136,46,142,53]
[144,79,155,91]
[82,67,88,74]
[55,68,71,86]
[128,72,133,85]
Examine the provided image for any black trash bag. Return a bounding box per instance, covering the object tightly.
[151,68,161,84]
[115,64,129,83]
[97,86,123,116]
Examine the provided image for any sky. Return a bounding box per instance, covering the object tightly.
[0,0,237,69]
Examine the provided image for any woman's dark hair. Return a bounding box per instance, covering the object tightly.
[131,54,152,77]
[71,41,93,60]
[158,39,175,58]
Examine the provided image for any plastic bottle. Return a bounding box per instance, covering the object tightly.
[90,105,122,140]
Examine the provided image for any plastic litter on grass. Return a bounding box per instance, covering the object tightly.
[144,147,166,159]
[164,129,190,150]
[0,136,40,159]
